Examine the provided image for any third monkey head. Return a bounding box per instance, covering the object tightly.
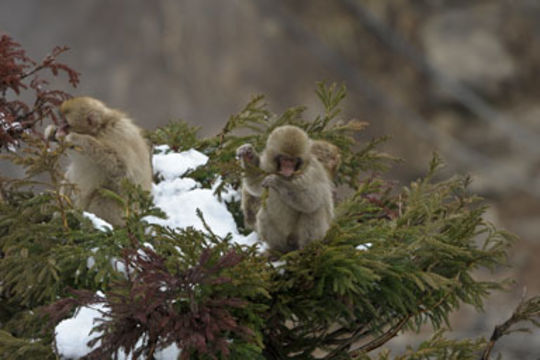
[60,97,118,136]
[261,125,311,178]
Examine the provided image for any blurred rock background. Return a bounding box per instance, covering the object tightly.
[1,0,539,358]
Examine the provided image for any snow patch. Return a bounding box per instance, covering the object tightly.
[356,243,372,251]
[55,302,107,358]
[83,211,113,232]
[146,148,255,246]
[147,187,241,240]
[152,146,208,181]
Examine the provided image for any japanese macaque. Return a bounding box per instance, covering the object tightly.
[237,125,335,254]
[45,97,152,226]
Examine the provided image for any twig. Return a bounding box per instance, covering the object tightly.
[19,47,70,80]
[356,316,410,353]
[481,291,540,360]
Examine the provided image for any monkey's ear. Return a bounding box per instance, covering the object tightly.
[86,111,100,127]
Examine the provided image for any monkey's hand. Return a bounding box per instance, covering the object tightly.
[263,173,325,213]
[261,174,279,189]
[65,132,87,148]
[66,133,126,178]
[238,144,265,195]
[45,124,70,142]
[236,144,259,168]
[44,124,58,142]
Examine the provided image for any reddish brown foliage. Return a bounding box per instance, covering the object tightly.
[46,247,254,359]
[0,34,79,150]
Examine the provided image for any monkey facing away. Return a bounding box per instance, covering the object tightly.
[237,125,335,254]
[310,139,341,179]
[45,97,152,226]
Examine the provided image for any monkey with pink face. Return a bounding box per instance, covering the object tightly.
[237,125,335,254]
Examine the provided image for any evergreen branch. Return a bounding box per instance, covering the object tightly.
[0,329,55,360]
[356,316,410,354]
[196,208,222,244]
[480,292,540,360]
[351,292,454,356]
[388,329,486,360]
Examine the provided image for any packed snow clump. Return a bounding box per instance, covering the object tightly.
[83,211,113,232]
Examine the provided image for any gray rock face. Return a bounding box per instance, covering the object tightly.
[422,4,516,97]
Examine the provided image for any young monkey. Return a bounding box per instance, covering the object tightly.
[45,97,152,226]
[237,125,335,254]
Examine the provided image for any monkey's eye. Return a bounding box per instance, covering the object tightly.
[295,158,303,171]
[275,155,282,170]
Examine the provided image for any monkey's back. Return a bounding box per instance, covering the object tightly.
[100,117,153,191]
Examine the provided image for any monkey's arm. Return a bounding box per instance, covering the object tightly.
[262,172,328,213]
[237,144,265,196]
[67,133,126,178]
[242,170,265,197]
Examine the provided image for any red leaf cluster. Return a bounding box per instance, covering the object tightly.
[0,34,79,150]
[50,247,254,359]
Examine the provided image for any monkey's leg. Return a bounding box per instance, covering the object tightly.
[87,192,125,226]
[241,187,260,230]
[295,211,330,249]
[256,208,296,254]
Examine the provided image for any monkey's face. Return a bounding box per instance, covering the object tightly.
[276,155,303,177]
[61,108,94,135]
[261,125,310,176]
[60,97,105,136]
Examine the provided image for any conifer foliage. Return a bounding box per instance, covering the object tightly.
[0,37,539,359]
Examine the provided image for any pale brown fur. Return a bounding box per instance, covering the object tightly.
[45,97,152,226]
[310,139,341,179]
[237,125,334,254]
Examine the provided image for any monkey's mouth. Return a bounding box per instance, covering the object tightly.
[56,123,70,137]
[278,156,302,177]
